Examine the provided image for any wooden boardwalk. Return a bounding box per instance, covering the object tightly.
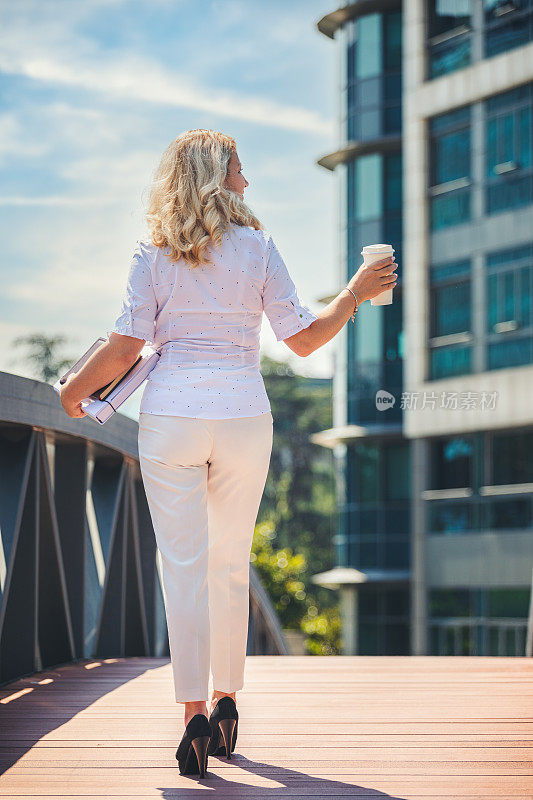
[0,655,532,798]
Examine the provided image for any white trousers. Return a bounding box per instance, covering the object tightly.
[138,411,273,703]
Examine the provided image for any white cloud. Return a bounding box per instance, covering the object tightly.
[0,0,333,137]
[5,209,143,312]
[1,52,333,135]
[0,0,336,382]
[0,195,116,206]
[0,112,50,164]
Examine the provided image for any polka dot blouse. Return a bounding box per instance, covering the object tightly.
[110,222,319,419]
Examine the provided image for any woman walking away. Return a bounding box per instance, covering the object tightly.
[59,129,398,778]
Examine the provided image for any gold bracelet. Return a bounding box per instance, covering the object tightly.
[343,286,359,323]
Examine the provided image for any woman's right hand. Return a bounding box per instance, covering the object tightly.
[348,255,398,305]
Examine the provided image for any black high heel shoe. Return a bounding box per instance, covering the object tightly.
[175,713,211,777]
[208,696,239,758]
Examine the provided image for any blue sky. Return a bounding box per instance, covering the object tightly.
[0,0,339,412]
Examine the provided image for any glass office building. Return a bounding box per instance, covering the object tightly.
[314,0,533,657]
[314,1,410,656]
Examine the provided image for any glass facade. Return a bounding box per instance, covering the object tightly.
[431,435,474,489]
[427,0,472,79]
[358,586,410,655]
[347,152,403,264]
[491,429,533,485]
[325,0,533,660]
[342,7,404,424]
[485,84,533,215]
[426,0,533,79]
[431,264,472,338]
[429,259,473,379]
[429,106,472,230]
[484,0,533,58]
[487,243,533,370]
[336,6,408,657]
[337,442,411,655]
[344,10,402,141]
[346,302,403,424]
[426,430,533,534]
[427,88,532,381]
[346,151,403,424]
[430,345,472,379]
[428,587,530,655]
[338,442,411,569]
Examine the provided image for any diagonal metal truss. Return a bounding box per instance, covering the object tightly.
[0,372,288,686]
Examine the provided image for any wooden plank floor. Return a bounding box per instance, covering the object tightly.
[0,655,532,798]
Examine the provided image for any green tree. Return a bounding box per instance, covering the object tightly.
[301,604,342,656]
[251,519,341,654]
[259,354,337,574]
[12,333,73,383]
[254,354,342,655]
[251,520,308,628]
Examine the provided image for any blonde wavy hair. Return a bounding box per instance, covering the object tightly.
[145,129,263,267]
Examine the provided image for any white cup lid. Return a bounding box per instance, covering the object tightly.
[361,244,394,254]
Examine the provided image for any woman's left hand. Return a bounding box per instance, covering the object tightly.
[60,377,87,418]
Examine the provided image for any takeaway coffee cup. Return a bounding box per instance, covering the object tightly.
[361,244,395,306]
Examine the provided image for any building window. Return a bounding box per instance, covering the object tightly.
[355,442,380,503]
[429,589,471,617]
[431,435,474,490]
[347,316,404,425]
[487,336,533,370]
[346,150,403,426]
[428,259,472,379]
[356,13,381,79]
[384,443,411,501]
[384,10,402,71]
[432,283,471,336]
[347,151,403,273]
[429,344,472,379]
[429,106,472,230]
[490,429,533,485]
[384,288,404,383]
[383,11,403,133]
[345,11,402,141]
[485,84,533,215]
[484,496,533,529]
[428,588,530,655]
[428,500,475,534]
[487,588,531,617]
[427,0,472,79]
[426,2,533,79]
[484,0,533,59]
[341,444,411,573]
[358,587,410,655]
[483,426,533,529]
[486,243,533,370]
[355,153,382,221]
[426,430,533,534]
[427,434,477,535]
[384,151,403,265]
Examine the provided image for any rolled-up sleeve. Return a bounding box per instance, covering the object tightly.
[108,240,157,343]
[262,235,319,342]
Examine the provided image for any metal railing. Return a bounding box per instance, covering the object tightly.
[0,372,288,686]
[429,617,528,656]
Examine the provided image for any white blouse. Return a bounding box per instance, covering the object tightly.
[110,222,319,419]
